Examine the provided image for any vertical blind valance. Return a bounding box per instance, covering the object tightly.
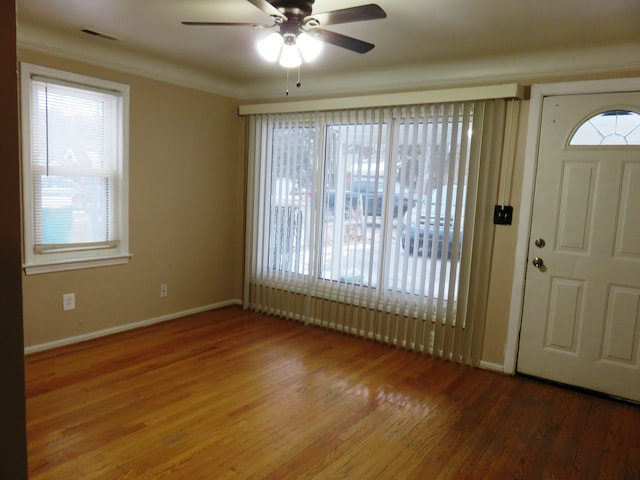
[244,99,508,365]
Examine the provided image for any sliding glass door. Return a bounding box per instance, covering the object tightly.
[245,99,506,365]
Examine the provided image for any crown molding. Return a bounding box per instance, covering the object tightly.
[241,41,640,99]
[17,22,640,101]
[17,22,245,99]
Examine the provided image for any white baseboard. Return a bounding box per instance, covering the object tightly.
[479,360,506,373]
[24,298,243,355]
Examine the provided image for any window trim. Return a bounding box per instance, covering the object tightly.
[20,62,131,275]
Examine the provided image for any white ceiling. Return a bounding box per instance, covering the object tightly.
[16,0,640,99]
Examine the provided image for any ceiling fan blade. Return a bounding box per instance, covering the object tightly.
[310,28,375,54]
[306,4,386,27]
[247,0,287,21]
[182,21,274,27]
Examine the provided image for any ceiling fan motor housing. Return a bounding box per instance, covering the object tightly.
[271,0,315,17]
[271,0,316,32]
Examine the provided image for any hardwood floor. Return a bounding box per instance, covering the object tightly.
[26,307,640,479]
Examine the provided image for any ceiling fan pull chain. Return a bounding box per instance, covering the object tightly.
[285,68,290,96]
[285,66,303,95]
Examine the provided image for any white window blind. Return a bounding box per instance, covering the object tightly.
[21,63,130,273]
[245,100,508,365]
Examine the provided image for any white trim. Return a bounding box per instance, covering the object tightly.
[24,299,242,355]
[479,360,505,373]
[504,77,640,375]
[24,254,133,275]
[239,84,525,115]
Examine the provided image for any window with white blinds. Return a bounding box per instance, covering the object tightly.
[21,63,130,274]
[245,100,508,365]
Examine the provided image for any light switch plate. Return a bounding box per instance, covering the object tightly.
[493,205,513,225]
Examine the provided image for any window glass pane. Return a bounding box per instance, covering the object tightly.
[570,110,640,145]
[258,104,473,303]
[320,122,389,287]
[268,122,315,274]
[30,78,120,250]
[36,175,113,245]
[393,110,471,299]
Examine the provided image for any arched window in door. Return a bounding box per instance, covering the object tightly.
[569,109,640,145]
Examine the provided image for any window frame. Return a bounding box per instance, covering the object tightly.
[568,108,640,146]
[20,63,131,275]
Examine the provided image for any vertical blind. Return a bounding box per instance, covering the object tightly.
[245,100,507,365]
[29,76,122,252]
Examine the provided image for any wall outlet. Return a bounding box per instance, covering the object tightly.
[63,293,75,311]
[160,284,168,297]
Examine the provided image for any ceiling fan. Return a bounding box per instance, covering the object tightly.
[182,0,387,68]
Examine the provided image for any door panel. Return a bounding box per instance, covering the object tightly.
[602,285,640,364]
[556,161,596,252]
[545,277,583,353]
[518,92,640,401]
[616,164,640,257]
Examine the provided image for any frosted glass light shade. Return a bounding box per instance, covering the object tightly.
[257,32,284,62]
[296,32,322,62]
[279,42,302,68]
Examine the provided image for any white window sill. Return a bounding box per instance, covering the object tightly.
[23,254,133,275]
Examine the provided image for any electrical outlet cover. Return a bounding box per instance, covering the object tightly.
[63,293,75,311]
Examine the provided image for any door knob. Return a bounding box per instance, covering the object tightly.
[532,257,544,268]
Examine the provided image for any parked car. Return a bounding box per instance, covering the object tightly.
[325,176,410,218]
[401,186,465,258]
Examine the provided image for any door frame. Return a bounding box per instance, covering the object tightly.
[504,77,640,374]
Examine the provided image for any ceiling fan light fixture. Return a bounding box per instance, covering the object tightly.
[279,47,301,68]
[279,37,302,68]
[296,31,322,62]
[257,31,284,62]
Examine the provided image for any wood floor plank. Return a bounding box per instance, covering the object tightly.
[26,306,640,479]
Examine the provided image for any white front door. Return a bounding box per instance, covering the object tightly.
[517,91,640,401]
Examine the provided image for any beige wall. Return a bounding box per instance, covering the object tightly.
[20,49,246,349]
[19,46,640,369]
[481,101,529,367]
